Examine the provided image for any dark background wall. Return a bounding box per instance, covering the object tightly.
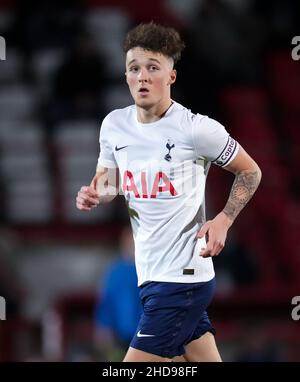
[0,0,299,361]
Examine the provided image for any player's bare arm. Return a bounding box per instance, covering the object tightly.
[222,147,262,221]
[76,166,119,211]
[198,145,262,257]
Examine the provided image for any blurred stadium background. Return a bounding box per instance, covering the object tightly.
[0,0,299,362]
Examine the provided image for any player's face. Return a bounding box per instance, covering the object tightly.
[125,47,176,108]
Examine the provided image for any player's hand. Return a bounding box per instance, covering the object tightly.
[76,186,100,211]
[197,212,233,257]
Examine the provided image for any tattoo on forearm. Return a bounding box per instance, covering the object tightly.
[223,170,261,221]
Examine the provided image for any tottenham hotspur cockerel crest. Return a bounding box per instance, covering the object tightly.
[164,139,175,162]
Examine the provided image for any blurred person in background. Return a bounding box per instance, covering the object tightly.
[94,225,141,361]
[49,30,108,124]
[76,22,261,362]
[0,227,24,320]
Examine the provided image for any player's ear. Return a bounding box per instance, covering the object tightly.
[168,69,177,85]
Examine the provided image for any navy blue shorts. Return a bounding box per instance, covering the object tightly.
[130,277,216,358]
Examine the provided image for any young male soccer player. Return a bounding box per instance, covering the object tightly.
[76,22,262,362]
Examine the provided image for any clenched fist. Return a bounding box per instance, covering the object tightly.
[76,186,100,211]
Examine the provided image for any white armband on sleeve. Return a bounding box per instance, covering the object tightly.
[212,136,239,167]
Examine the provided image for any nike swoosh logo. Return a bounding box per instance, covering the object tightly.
[137,330,155,338]
[115,145,128,151]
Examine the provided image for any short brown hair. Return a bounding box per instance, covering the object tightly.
[123,22,185,65]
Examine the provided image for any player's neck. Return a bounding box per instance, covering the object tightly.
[136,98,173,124]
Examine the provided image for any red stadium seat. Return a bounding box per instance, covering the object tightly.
[220,87,270,121]
[267,51,300,113]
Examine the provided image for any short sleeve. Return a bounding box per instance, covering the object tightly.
[191,114,239,167]
[97,115,118,169]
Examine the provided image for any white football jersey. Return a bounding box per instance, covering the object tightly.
[97,101,239,286]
